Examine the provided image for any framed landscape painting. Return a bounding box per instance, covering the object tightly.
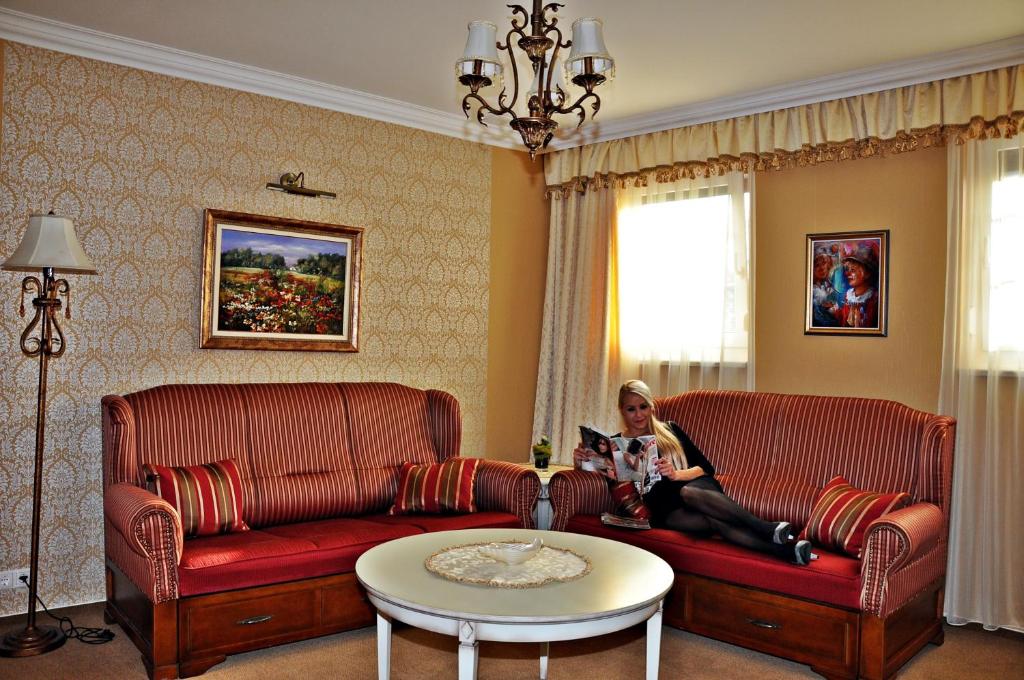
[200,209,363,351]
[804,229,889,337]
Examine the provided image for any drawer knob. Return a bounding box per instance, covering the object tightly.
[746,618,781,630]
[236,614,274,626]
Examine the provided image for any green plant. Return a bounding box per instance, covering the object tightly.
[531,435,552,460]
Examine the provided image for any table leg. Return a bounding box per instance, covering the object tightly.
[376,613,392,680]
[458,620,479,680]
[646,600,664,680]
[539,641,550,680]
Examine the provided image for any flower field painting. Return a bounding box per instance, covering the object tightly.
[200,210,363,351]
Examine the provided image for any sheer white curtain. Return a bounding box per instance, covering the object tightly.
[614,172,754,395]
[941,136,1024,631]
[532,187,619,465]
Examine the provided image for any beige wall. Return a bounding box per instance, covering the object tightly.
[485,149,548,461]
[754,147,948,412]
[0,43,492,615]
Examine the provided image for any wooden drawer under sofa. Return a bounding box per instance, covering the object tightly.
[666,572,860,679]
[105,562,375,680]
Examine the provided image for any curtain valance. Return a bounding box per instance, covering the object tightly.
[545,64,1023,196]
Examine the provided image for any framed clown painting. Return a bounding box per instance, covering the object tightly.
[200,209,363,351]
[804,230,889,336]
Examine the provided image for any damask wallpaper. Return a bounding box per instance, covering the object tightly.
[0,43,492,615]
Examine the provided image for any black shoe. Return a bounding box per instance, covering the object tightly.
[772,521,794,545]
[793,540,813,566]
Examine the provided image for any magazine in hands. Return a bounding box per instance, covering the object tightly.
[578,425,662,495]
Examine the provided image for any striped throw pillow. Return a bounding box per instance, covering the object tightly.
[800,476,910,558]
[388,458,481,515]
[610,481,651,520]
[143,458,249,538]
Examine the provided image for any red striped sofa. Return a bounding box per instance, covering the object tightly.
[548,390,955,680]
[101,382,539,680]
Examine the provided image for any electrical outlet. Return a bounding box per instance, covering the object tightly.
[13,568,30,588]
[0,571,12,589]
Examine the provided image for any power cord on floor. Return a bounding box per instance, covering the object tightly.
[19,574,116,645]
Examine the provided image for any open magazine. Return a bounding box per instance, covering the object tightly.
[578,425,661,495]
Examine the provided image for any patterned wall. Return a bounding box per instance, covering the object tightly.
[0,43,491,615]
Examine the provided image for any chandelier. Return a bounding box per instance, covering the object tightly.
[455,1,615,159]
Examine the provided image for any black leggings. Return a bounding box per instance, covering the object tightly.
[647,479,792,559]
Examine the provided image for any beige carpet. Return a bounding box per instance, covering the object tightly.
[1,602,1021,679]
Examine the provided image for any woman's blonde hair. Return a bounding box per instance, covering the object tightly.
[618,380,687,470]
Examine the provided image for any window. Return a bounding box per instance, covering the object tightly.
[616,179,751,365]
[988,145,1024,352]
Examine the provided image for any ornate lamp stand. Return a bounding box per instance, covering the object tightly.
[0,214,96,657]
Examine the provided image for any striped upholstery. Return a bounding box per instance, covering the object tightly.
[104,483,182,604]
[656,391,950,526]
[548,469,617,531]
[427,389,462,461]
[125,384,260,518]
[801,476,911,557]
[474,460,542,529]
[243,383,360,526]
[860,502,947,617]
[144,459,250,537]
[657,391,787,522]
[388,458,481,514]
[339,383,447,513]
[102,381,538,602]
[548,389,956,616]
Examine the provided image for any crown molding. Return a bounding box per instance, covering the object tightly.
[0,8,1020,155]
[0,7,523,149]
[547,34,1024,150]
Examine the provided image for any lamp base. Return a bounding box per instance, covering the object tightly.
[0,624,66,657]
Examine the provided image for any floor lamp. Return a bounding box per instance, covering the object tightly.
[0,213,96,657]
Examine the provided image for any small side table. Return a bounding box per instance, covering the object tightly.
[517,463,572,530]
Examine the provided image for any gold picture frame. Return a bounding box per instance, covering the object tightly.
[200,209,363,351]
[805,229,889,336]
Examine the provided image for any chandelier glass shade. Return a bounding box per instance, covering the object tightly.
[455,1,614,158]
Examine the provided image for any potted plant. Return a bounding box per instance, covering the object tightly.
[531,435,552,469]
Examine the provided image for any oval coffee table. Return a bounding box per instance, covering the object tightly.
[355,528,673,680]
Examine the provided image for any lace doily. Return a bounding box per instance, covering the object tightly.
[425,540,592,589]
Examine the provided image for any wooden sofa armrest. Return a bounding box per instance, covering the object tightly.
[104,482,184,603]
[547,469,617,531]
[473,460,541,528]
[859,502,946,617]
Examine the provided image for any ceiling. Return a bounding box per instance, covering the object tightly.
[0,0,1022,150]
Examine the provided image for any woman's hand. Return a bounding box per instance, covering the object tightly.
[655,457,676,479]
[572,444,592,468]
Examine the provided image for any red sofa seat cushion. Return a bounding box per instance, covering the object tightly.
[565,515,862,610]
[363,511,521,533]
[177,518,422,596]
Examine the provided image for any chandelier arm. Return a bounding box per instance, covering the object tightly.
[542,27,565,109]
[507,4,530,31]
[461,92,516,128]
[498,26,525,113]
[551,90,601,128]
[548,21,571,49]
[541,3,565,31]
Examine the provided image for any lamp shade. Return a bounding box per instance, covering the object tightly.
[2,214,97,274]
[455,21,503,82]
[566,17,614,78]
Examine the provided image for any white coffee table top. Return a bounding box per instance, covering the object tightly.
[356,528,673,624]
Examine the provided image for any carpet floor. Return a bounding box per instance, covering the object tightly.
[1,602,1021,679]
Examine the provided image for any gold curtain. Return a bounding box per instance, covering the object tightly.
[545,64,1024,195]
